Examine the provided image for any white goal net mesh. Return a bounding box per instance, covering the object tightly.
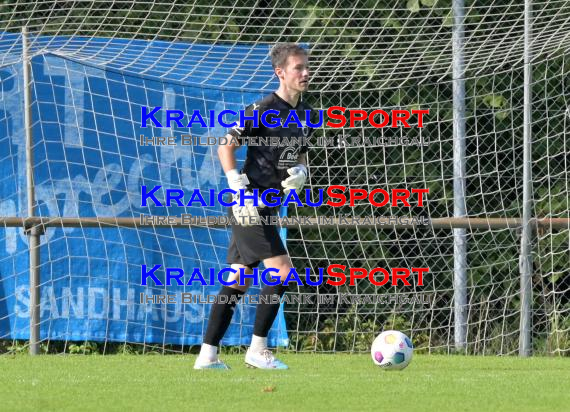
[0,0,568,355]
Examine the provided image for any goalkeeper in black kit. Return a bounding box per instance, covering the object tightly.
[194,43,313,370]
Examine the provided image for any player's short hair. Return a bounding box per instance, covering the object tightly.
[270,43,308,70]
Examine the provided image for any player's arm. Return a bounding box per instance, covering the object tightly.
[218,109,264,225]
[217,133,250,196]
[219,103,256,178]
[217,133,241,174]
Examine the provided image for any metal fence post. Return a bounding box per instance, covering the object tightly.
[22,26,41,355]
[519,0,534,357]
[452,0,468,351]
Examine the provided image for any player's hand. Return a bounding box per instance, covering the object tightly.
[232,191,265,226]
[225,169,264,226]
[226,169,249,193]
[281,164,307,195]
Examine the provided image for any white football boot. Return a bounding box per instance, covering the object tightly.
[193,357,230,370]
[245,349,288,370]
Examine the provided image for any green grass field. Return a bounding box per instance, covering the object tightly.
[0,354,568,411]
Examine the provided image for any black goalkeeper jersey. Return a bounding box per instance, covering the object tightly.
[228,92,313,194]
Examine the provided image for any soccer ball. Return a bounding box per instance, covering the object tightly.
[371,330,413,370]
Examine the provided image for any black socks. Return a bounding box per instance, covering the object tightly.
[203,283,288,345]
[203,286,245,346]
[253,284,288,337]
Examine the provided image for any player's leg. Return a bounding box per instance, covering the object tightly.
[245,253,292,370]
[194,263,253,369]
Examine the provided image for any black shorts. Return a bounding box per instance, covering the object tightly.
[226,206,288,268]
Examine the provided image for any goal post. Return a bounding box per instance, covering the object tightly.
[0,0,569,356]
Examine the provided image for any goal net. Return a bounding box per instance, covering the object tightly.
[0,0,568,355]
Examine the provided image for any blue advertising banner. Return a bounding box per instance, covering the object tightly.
[0,36,288,346]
